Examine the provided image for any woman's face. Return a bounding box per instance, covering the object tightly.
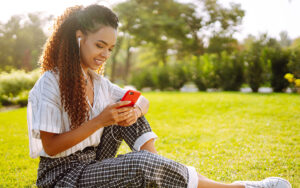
[78,26,117,71]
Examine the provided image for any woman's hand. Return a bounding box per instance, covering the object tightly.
[117,106,142,126]
[94,101,136,127]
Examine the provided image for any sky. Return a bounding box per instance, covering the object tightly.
[0,0,299,41]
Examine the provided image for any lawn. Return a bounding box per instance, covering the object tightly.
[0,92,299,187]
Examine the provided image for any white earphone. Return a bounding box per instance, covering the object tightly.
[78,37,81,49]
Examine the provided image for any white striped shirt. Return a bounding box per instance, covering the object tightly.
[27,69,157,159]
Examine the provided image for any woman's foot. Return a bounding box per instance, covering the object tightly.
[233,177,292,188]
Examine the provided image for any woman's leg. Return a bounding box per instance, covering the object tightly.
[95,115,156,161]
[78,150,191,187]
[196,174,244,188]
[94,116,289,188]
[95,116,243,188]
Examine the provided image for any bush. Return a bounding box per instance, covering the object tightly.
[15,90,30,107]
[267,48,290,92]
[129,68,156,90]
[156,66,171,91]
[0,69,40,96]
[0,94,16,106]
[193,54,219,91]
[216,51,244,91]
[130,63,192,91]
[245,41,267,92]
[169,62,191,90]
[288,49,300,78]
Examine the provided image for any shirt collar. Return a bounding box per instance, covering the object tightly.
[87,68,102,81]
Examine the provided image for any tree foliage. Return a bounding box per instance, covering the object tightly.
[114,0,244,65]
[0,13,50,72]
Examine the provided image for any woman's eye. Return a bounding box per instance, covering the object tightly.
[96,44,103,48]
[109,48,113,52]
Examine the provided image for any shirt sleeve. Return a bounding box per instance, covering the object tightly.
[29,71,64,139]
[102,77,128,102]
[134,95,149,115]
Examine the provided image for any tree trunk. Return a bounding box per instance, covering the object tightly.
[110,37,123,82]
[123,39,132,84]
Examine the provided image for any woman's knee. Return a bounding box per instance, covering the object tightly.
[128,150,182,174]
[125,150,161,170]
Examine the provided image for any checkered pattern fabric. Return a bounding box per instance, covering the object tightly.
[36,116,190,188]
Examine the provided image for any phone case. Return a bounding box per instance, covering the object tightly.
[118,90,141,108]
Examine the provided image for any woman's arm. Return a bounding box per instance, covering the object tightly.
[40,118,102,156]
[117,95,149,126]
[135,95,149,116]
[40,101,132,156]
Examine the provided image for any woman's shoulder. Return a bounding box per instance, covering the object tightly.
[35,70,59,89]
[42,70,59,82]
[29,70,60,100]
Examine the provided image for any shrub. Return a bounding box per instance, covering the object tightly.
[0,94,15,106]
[169,62,191,90]
[129,68,156,90]
[288,49,300,78]
[0,69,40,96]
[15,90,30,107]
[245,41,267,92]
[156,66,171,91]
[216,51,244,91]
[268,48,290,92]
[193,54,219,91]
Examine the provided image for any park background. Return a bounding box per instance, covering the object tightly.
[0,0,299,187]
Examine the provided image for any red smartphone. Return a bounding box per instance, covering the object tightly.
[118,90,141,108]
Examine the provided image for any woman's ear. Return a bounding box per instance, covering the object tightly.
[76,30,84,39]
[76,30,84,48]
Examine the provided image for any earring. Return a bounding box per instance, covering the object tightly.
[78,37,81,49]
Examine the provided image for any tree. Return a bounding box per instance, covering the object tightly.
[264,38,290,92]
[215,51,244,91]
[288,37,300,78]
[268,48,290,92]
[0,13,49,71]
[279,31,292,48]
[114,0,244,68]
[207,35,239,54]
[244,35,269,92]
[201,0,245,37]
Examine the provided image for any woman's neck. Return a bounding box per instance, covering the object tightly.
[80,63,89,76]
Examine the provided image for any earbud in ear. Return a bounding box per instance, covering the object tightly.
[78,37,81,48]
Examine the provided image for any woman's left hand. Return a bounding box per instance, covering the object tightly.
[117,107,141,126]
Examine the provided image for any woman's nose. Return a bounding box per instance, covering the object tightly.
[100,48,110,58]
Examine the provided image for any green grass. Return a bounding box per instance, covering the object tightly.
[1,92,299,187]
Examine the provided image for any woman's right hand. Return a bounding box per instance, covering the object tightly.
[94,101,133,127]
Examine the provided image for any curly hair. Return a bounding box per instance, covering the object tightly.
[39,4,119,129]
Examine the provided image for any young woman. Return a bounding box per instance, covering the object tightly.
[27,4,292,188]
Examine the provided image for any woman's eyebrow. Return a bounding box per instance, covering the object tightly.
[97,40,115,47]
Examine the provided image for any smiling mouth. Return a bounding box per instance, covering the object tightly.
[95,59,104,66]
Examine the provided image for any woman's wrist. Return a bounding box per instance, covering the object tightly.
[92,114,107,129]
[134,106,143,117]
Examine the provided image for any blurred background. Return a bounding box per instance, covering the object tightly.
[0,0,300,107]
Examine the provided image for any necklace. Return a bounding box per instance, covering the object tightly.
[81,65,94,92]
[85,73,94,93]
[81,66,94,108]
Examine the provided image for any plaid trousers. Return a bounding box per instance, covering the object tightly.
[36,116,190,188]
